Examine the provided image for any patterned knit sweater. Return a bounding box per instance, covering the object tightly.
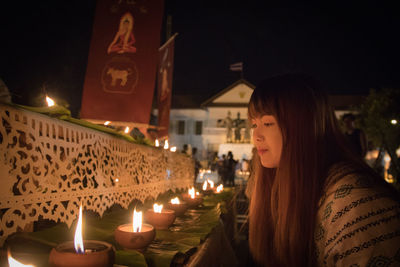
[315,162,400,266]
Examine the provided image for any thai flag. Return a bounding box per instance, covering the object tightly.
[229,62,243,72]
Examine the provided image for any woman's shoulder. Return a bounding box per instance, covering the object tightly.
[315,161,400,266]
[320,162,392,200]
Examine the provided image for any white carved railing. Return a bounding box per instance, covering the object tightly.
[0,104,194,245]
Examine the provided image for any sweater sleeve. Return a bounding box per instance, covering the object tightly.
[314,172,400,267]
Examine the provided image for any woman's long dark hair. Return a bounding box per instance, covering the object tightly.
[247,73,366,266]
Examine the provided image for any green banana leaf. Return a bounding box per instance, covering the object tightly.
[3,189,234,267]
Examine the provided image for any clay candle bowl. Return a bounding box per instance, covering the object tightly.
[182,187,203,208]
[48,240,115,267]
[165,197,188,216]
[114,209,155,252]
[48,205,115,267]
[145,204,176,229]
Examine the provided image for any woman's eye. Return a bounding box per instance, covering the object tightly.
[264,122,274,127]
[251,124,257,129]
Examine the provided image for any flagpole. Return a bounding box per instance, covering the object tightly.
[159,32,178,51]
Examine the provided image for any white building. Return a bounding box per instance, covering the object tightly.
[167,79,366,164]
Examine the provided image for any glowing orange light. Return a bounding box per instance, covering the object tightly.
[188,187,195,199]
[46,95,55,107]
[153,203,163,213]
[202,181,208,190]
[207,179,214,188]
[7,250,35,267]
[74,205,84,254]
[216,184,223,193]
[133,208,142,232]
[171,197,180,204]
[164,140,169,149]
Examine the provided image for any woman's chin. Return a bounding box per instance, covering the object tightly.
[260,159,278,168]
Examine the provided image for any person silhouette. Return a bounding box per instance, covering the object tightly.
[342,113,367,158]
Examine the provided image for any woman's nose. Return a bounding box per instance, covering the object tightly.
[253,128,264,142]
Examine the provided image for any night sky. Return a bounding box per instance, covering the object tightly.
[1,0,399,117]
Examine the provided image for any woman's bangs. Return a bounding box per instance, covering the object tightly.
[248,92,273,119]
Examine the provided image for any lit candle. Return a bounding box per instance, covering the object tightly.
[215,184,224,193]
[115,208,155,252]
[145,203,176,230]
[132,208,142,232]
[182,187,203,208]
[189,187,195,199]
[48,204,115,267]
[166,197,188,216]
[163,140,169,149]
[46,95,55,107]
[155,139,160,147]
[74,205,84,253]
[202,180,208,191]
[171,197,180,204]
[153,203,163,213]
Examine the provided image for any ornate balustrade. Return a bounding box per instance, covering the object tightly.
[0,103,194,245]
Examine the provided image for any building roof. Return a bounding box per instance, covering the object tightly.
[170,79,367,110]
[200,79,256,108]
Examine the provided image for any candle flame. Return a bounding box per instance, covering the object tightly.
[74,205,84,254]
[133,208,142,232]
[124,127,130,133]
[170,146,177,152]
[196,192,199,196]
[189,187,195,199]
[45,95,55,107]
[155,139,159,147]
[153,203,163,213]
[202,180,208,190]
[171,197,180,204]
[164,140,169,149]
[207,179,214,188]
[7,250,35,267]
[216,184,223,193]
[104,121,111,126]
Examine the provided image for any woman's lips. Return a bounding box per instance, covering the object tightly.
[257,149,268,155]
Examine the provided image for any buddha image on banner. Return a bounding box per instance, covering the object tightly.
[81,0,164,124]
[107,12,137,54]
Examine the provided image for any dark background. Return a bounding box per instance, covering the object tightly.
[1,0,399,117]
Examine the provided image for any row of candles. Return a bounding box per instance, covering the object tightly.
[7,184,224,267]
[46,96,178,152]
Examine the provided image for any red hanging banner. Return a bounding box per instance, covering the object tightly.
[156,33,177,138]
[80,0,164,125]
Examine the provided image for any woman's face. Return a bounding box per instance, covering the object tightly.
[251,115,283,168]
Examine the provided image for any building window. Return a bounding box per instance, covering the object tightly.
[195,121,202,135]
[177,120,185,135]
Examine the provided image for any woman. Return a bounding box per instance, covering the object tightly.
[248,73,400,266]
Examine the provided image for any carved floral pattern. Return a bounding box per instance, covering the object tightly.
[0,104,193,245]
